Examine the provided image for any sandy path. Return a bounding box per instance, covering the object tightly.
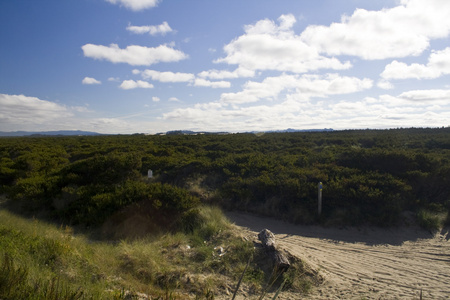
[226,212,450,299]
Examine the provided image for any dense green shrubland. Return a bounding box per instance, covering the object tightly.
[1,127,449,228]
[1,128,449,298]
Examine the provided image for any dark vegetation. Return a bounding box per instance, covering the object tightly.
[1,127,449,298]
[1,127,449,229]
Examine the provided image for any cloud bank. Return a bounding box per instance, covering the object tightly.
[119,80,154,89]
[381,47,450,80]
[215,14,352,73]
[301,0,450,60]
[82,44,188,66]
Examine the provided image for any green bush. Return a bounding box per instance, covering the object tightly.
[178,208,204,234]
[60,152,141,186]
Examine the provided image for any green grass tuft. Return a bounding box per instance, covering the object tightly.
[0,253,84,300]
[417,209,446,232]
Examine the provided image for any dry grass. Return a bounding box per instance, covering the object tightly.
[0,204,319,299]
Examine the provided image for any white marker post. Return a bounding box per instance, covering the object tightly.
[318,182,323,216]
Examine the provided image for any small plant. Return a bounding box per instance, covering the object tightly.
[417,209,443,232]
[279,254,323,295]
[257,266,286,300]
[179,208,204,234]
[37,276,84,300]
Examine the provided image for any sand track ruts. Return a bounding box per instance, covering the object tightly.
[226,212,450,299]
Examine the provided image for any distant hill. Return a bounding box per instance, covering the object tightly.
[159,128,334,135]
[0,128,334,137]
[0,130,103,137]
[160,130,230,135]
[264,128,334,133]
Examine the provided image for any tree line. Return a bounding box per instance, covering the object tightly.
[1,127,449,228]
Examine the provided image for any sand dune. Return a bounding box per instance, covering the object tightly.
[226,212,450,299]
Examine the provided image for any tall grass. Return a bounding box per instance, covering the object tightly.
[0,253,85,300]
[0,205,319,298]
[0,206,246,298]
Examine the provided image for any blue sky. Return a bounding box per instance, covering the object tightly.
[1,0,449,134]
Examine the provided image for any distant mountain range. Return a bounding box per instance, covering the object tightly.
[265,128,334,133]
[0,130,103,137]
[0,128,334,137]
[161,130,230,135]
[159,128,334,135]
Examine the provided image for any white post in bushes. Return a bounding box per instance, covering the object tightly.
[318,182,323,216]
[148,169,153,178]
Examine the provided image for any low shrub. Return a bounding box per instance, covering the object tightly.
[417,209,443,232]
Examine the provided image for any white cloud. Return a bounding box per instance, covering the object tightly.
[197,67,255,80]
[119,80,154,89]
[398,89,450,102]
[297,73,373,96]
[216,14,351,73]
[0,94,165,134]
[132,69,232,88]
[168,97,181,102]
[301,0,450,60]
[71,105,92,113]
[381,47,450,80]
[152,96,160,102]
[377,79,394,90]
[162,99,336,132]
[219,73,372,105]
[0,94,72,127]
[0,94,90,132]
[105,0,159,11]
[82,43,188,66]
[135,69,195,82]
[162,88,450,132]
[193,78,231,88]
[278,14,296,31]
[161,73,377,131]
[108,77,120,82]
[220,75,298,105]
[82,77,101,85]
[126,21,173,35]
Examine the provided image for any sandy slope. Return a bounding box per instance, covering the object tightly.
[226,212,450,299]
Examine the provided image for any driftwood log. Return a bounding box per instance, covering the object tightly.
[258,229,290,271]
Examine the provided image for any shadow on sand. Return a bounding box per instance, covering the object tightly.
[226,211,436,246]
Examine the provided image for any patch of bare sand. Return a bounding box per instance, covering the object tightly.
[226,212,450,300]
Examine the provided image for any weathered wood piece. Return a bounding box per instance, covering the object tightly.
[258,229,290,271]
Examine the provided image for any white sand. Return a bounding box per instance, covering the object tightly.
[226,212,450,300]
